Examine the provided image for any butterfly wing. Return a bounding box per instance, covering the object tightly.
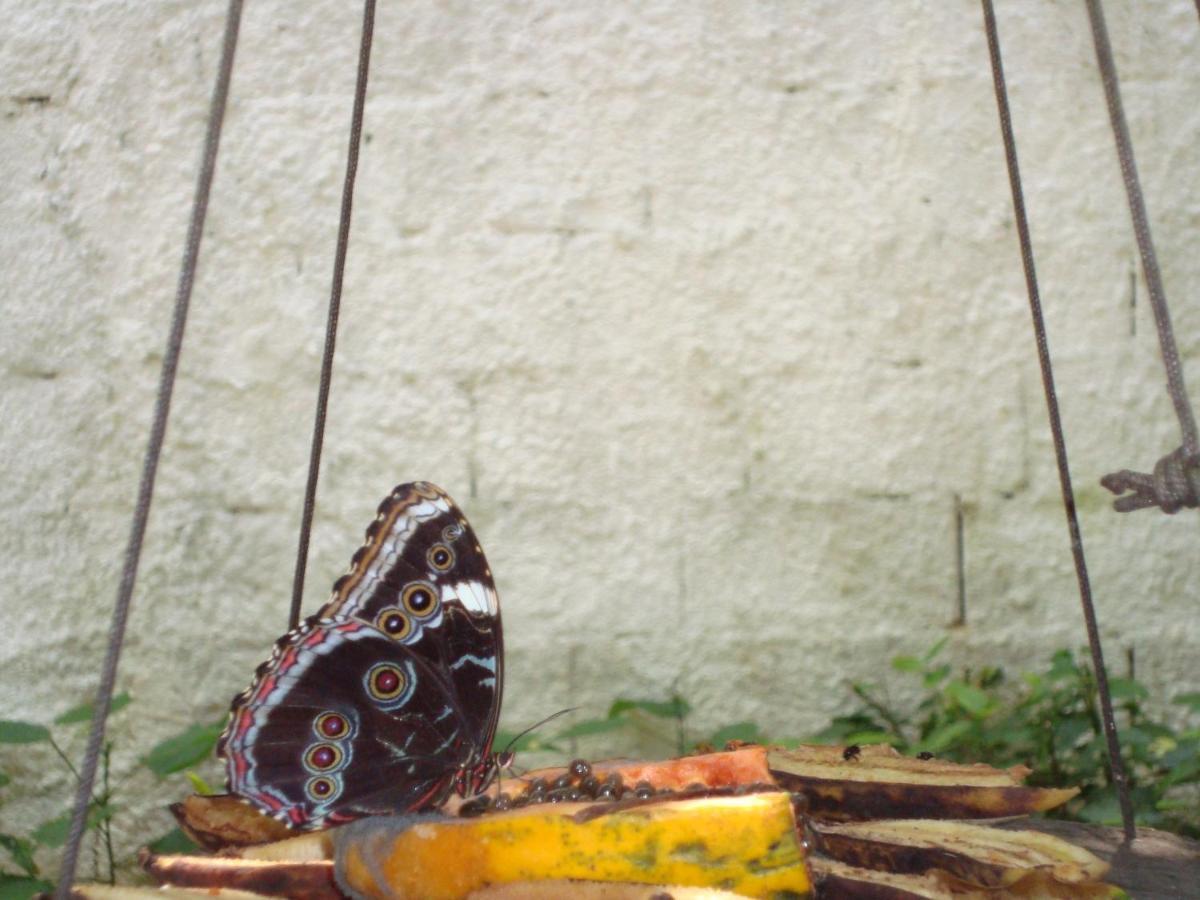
[219,618,481,827]
[218,482,502,828]
[319,482,503,759]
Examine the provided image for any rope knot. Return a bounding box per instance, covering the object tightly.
[1100,446,1200,514]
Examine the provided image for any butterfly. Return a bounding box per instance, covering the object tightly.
[217,482,504,829]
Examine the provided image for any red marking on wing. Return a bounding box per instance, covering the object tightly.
[256,793,285,813]
[232,709,253,740]
[302,629,327,650]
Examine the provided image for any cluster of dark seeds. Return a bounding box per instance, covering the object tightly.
[458,758,687,817]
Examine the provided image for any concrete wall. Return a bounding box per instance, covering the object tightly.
[2,0,1198,868]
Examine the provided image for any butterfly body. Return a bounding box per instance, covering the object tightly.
[218,482,503,829]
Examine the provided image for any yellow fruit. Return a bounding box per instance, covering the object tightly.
[336,791,811,900]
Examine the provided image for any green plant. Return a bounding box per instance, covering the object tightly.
[521,644,1198,838]
[0,695,223,896]
[810,641,1200,837]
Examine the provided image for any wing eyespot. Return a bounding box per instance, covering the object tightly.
[401,581,439,618]
[304,742,345,773]
[313,711,352,740]
[365,662,409,703]
[427,543,455,572]
[305,775,341,802]
[375,607,413,639]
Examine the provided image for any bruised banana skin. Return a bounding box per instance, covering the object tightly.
[808,859,1125,900]
[806,819,1109,888]
[171,793,295,851]
[334,792,812,900]
[768,745,1078,821]
[66,885,280,900]
[139,848,340,900]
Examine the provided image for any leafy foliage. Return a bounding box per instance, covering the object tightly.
[809,643,1200,837]
[0,696,211,893]
[142,722,226,778]
[530,643,1198,837]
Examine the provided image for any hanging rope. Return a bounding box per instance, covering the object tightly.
[979,0,1136,842]
[1083,0,1200,514]
[288,0,377,630]
[54,2,245,894]
[1102,446,1200,513]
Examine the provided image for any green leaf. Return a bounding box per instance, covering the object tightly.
[555,717,629,740]
[978,666,1005,689]
[921,637,947,663]
[33,801,118,849]
[1047,650,1078,682]
[0,834,37,877]
[0,721,50,745]
[705,722,764,747]
[1076,786,1123,826]
[0,773,9,789]
[147,827,198,855]
[1107,678,1148,702]
[920,719,973,753]
[607,697,690,720]
[31,814,71,849]
[1053,716,1092,753]
[843,730,893,746]
[143,722,225,777]
[1173,691,1200,712]
[0,874,54,899]
[808,715,879,744]
[1162,753,1200,788]
[891,655,922,673]
[945,681,992,717]
[54,692,132,726]
[922,664,951,689]
[186,771,217,796]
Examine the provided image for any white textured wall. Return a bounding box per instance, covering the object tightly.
[2,0,1198,864]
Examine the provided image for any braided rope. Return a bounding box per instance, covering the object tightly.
[1102,446,1200,513]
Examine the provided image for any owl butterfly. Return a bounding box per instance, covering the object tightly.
[217,482,503,829]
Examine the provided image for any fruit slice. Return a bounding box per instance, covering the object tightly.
[769,745,1077,820]
[171,793,294,850]
[806,819,1109,888]
[139,848,339,899]
[808,858,1124,899]
[443,746,775,814]
[466,882,756,899]
[65,885,274,899]
[335,791,811,900]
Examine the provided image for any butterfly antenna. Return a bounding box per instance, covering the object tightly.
[500,707,579,757]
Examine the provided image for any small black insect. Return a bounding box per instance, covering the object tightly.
[917,751,934,761]
[842,744,861,761]
[457,795,492,817]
